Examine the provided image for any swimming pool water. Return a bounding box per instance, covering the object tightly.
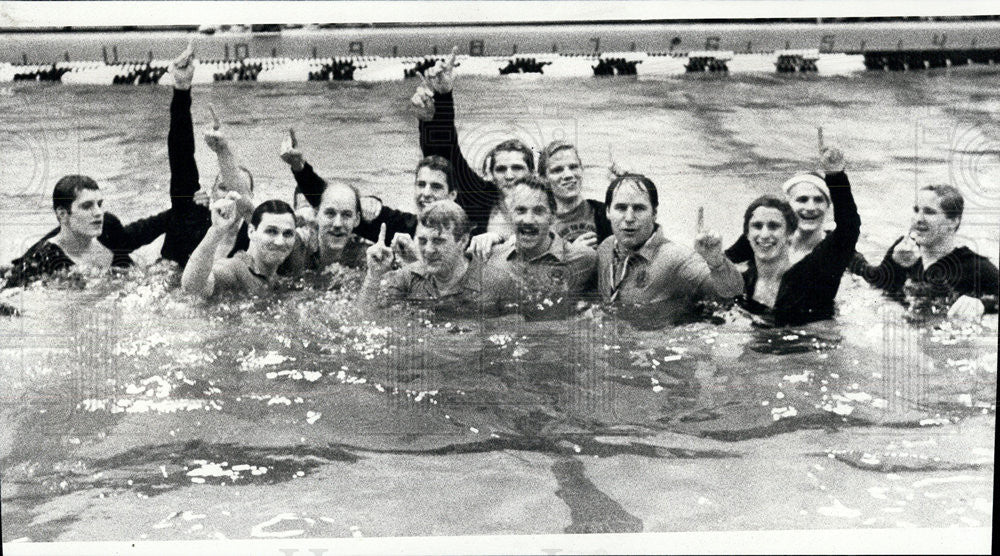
[0,71,996,541]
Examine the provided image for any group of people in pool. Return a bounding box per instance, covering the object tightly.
[2,43,998,327]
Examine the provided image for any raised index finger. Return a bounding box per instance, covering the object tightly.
[447,46,458,69]
[288,128,297,148]
[378,222,387,245]
[817,126,824,151]
[696,206,704,234]
[208,104,221,131]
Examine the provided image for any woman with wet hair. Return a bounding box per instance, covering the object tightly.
[736,142,861,326]
[726,129,847,267]
[851,184,998,320]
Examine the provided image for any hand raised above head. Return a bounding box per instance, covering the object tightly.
[279,128,305,171]
[209,197,240,229]
[817,126,846,173]
[169,39,196,90]
[423,46,458,94]
[410,77,436,121]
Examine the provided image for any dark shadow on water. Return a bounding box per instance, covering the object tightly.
[552,457,644,534]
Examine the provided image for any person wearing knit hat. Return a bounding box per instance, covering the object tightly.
[724,128,843,267]
[729,130,861,326]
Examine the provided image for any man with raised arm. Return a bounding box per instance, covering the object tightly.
[480,177,597,319]
[181,198,297,299]
[412,48,531,239]
[597,173,743,326]
[161,42,253,266]
[280,129,454,263]
[360,200,483,315]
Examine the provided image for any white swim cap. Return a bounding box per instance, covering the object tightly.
[781,172,830,204]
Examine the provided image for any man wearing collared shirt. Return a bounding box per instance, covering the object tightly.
[597,174,743,325]
[482,177,597,319]
[360,200,482,315]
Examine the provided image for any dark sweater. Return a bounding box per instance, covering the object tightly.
[13,210,171,289]
[4,212,154,288]
[161,88,248,266]
[739,171,861,327]
[291,162,415,245]
[851,237,999,314]
[419,91,503,237]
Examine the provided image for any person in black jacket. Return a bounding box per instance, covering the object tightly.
[725,128,840,267]
[737,143,861,327]
[414,47,612,258]
[851,184,998,320]
[280,130,457,264]
[4,175,170,288]
[160,41,253,267]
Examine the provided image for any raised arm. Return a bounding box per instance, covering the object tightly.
[693,207,744,299]
[169,41,199,211]
[414,49,502,224]
[181,195,241,298]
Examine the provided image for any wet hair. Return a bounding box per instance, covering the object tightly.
[52,175,99,213]
[415,155,454,192]
[605,173,659,211]
[320,181,363,217]
[509,176,557,214]
[250,199,295,228]
[743,195,798,236]
[920,184,964,226]
[537,140,580,177]
[485,139,535,174]
[418,199,470,241]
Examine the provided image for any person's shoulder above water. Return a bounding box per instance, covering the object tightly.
[4,241,74,288]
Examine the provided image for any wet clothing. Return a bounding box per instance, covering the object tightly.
[738,171,861,327]
[161,88,249,266]
[421,91,612,242]
[291,162,409,244]
[377,256,484,316]
[481,233,597,317]
[851,238,999,314]
[211,251,277,296]
[283,234,370,272]
[597,226,743,324]
[553,199,613,244]
[419,91,504,237]
[4,240,133,288]
[8,211,170,288]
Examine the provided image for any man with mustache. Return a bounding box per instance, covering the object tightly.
[481,177,597,318]
[598,173,743,326]
[360,200,482,315]
[181,198,297,298]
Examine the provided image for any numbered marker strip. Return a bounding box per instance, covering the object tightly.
[6,49,1000,84]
